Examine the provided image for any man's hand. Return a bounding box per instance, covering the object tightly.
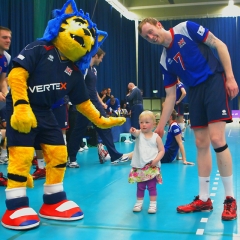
[225,77,239,100]
[0,92,6,101]
[154,126,164,138]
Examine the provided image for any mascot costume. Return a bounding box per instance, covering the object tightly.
[1,0,125,230]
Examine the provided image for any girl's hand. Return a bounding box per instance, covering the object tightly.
[130,127,136,134]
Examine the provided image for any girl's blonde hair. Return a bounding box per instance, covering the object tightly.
[139,110,156,122]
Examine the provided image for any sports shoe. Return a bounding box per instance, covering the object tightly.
[0,172,7,186]
[148,205,157,214]
[32,167,46,180]
[67,161,79,168]
[83,145,88,150]
[133,202,142,212]
[39,199,84,220]
[104,154,111,161]
[0,156,8,165]
[1,207,40,230]
[111,159,119,165]
[222,196,237,221]
[177,196,213,213]
[119,155,129,162]
[78,147,84,152]
[32,156,37,166]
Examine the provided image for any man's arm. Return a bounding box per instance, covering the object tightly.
[175,134,194,165]
[155,85,176,137]
[176,87,186,105]
[0,73,8,101]
[97,92,107,109]
[204,31,239,99]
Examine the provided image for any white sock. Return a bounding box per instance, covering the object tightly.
[199,176,210,201]
[0,148,7,158]
[63,134,67,145]
[37,159,45,169]
[221,175,234,198]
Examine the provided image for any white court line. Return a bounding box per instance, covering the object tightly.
[228,129,232,137]
[196,229,204,235]
[200,218,208,223]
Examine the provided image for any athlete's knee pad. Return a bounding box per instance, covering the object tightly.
[214,144,228,153]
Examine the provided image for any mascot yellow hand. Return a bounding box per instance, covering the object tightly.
[76,100,126,129]
[8,67,37,133]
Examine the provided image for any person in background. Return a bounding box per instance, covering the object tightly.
[105,87,111,103]
[129,111,165,214]
[126,82,143,139]
[99,88,108,103]
[105,95,120,115]
[138,17,238,220]
[0,26,11,180]
[175,78,187,141]
[67,48,128,166]
[161,109,194,165]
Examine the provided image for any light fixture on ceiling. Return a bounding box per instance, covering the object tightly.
[229,0,234,6]
[105,0,138,20]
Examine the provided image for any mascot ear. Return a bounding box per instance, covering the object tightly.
[64,0,77,14]
[97,30,108,46]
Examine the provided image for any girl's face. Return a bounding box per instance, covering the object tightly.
[139,115,155,133]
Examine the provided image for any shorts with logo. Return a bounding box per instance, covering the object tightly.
[6,105,65,147]
[52,104,69,130]
[174,102,185,116]
[188,73,232,128]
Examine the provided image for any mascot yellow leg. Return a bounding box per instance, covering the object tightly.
[38,144,84,221]
[1,147,40,230]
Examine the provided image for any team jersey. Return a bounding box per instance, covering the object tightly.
[84,66,99,105]
[164,122,181,159]
[7,40,89,111]
[176,81,186,102]
[160,21,224,88]
[0,54,8,74]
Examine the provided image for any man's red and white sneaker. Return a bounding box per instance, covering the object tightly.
[32,167,46,180]
[222,196,237,221]
[32,156,37,166]
[39,199,84,220]
[1,207,40,230]
[177,196,213,213]
[0,172,7,186]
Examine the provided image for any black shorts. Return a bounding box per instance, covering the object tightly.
[189,73,232,128]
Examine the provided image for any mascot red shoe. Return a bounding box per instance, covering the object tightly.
[1,0,125,230]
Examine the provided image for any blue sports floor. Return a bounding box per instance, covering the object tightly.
[0,122,240,240]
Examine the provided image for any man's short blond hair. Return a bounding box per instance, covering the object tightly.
[138,17,159,34]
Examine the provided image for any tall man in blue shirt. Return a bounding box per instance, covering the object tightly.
[138,18,239,221]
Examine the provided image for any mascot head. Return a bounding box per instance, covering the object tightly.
[39,0,107,73]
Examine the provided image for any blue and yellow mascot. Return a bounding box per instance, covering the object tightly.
[1,0,125,230]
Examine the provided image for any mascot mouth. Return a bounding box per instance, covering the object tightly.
[70,34,85,47]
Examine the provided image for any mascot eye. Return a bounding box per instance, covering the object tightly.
[89,28,96,38]
[74,18,87,25]
[70,34,85,47]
